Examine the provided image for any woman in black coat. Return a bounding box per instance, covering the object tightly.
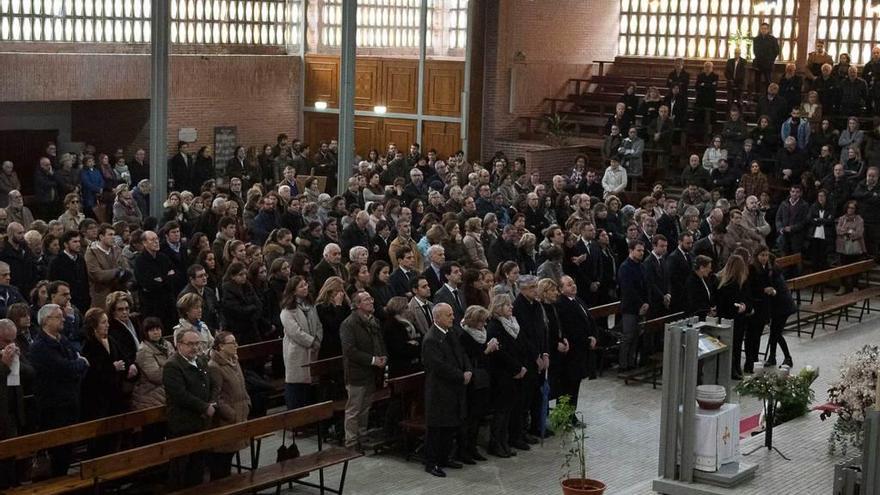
[715,255,752,380]
[381,297,422,378]
[485,295,529,458]
[808,189,835,271]
[685,255,716,317]
[221,262,264,345]
[80,308,137,455]
[767,256,796,367]
[314,276,350,359]
[747,247,774,374]
[459,306,498,463]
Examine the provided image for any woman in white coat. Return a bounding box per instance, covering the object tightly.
[281,275,323,411]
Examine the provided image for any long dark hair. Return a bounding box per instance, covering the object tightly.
[281,275,310,310]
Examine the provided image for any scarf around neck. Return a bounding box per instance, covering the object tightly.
[462,324,487,344]
[498,316,520,339]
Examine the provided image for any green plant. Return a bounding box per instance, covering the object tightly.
[544,113,573,147]
[728,29,753,61]
[735,366,818,426]
[549,395,587,481]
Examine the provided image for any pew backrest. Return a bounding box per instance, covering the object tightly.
[775,253,802,270]
[237,338,282,362]
[787,260,875,291]
[589,301,620,318]
[79,401,335,480]
[0,406,166,460]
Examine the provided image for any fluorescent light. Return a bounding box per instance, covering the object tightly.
[373,105,387,114]
[315,101,328,110]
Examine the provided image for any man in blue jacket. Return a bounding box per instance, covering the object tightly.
[617,240,649,371]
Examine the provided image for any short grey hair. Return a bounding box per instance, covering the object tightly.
[175,327,200,344]
[349,245,368,260]
[427,244,445,259]
[0,318,15,335]
[37,304,62,327]
[323,242,341,257]
[432,302,452,319]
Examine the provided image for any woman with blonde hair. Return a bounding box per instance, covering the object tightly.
[315,276,350,359]
[458,305,497,462]
[716,254,751,379]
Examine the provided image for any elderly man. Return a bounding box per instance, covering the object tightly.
[0,262,24,318]
[340,291,386,451]
[403,168,429,204]
[133,231,178,331]
[5,191,33,228]
[33,157,62,219]
[422,302,472,477]
[163,328,215,489]
[312,243,348,292]
[422,244,446,295]
[741,195,771,239]
[0,317,34,488]
[512,275,548,443]
[0,222,39,298]
[30,304,89,476]
[340,211,370,260]
[555,276,598,417]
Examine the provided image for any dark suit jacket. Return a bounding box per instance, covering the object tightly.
[554,296,597,380]
[725,57,747,87]
[312,259,348,294]
[169,153,192,191]
[692,235,727,268]
[162,353,213,437]
[47,253,91,311]
[422,265,445,296]
[422,325,471,428]
[433,285,466,327]
[643,252,669,316]
[389,268,416,298]
[664,248,693,313]
[685,272,716,317]
[656,213,680,249]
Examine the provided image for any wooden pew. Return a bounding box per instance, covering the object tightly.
[774,253,802,271]
[236,338,281,362]
[786,259,879,337]
[81,402,359,495]
[1,406,166,495]
[589,301,621,376]
[619,312,685,388]
[387,372,426,460]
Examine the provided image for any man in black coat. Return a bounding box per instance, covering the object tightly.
[340,211,370,261]
[725,47,748,107]
[656,199,681,250]
[163,328,214,488]
[568,222,601,305]
[775,184,811,255]
[159,221,188,296]
[693,225,729,269]
[555,276,597,414]
[644,234,671,319]
[488,226,519,271]
[0,223,39,300]
[368,220,393,266]
[512,275,547,442]
[752,22,780,95]
[133,231,178,332]
[617,240,648,370]
[32,157,62,219]
[312,243,348,294]
[47,231,91,312]
[422,303,472,477]
[665,232,694,314]
[30,304,88,477]
[422,245,446,297]
[168,141,192,192]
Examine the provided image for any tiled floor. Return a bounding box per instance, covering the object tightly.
[270,309,880,495]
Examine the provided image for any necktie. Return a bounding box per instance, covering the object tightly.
[453,289,462,310]
[713,242,720,260]
[421,303,433,325]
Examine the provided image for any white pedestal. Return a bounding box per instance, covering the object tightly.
[694,403,740,472]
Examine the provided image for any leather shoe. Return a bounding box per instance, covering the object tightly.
[487,446,510,458]
[524,434,539,445]
[455,456,476,465]
[425,465,446,477]
[444,460,464,469]
[472,451,488,461]
[782,357,793,367]
[511,440,531,451]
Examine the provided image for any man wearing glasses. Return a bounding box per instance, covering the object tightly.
[30,304,89,477]
[163,328,215,489]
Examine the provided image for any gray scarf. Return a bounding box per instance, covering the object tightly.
[462,324,487,344]
[498,316,520,339]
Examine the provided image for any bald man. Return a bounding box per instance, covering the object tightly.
[422,303,472,477]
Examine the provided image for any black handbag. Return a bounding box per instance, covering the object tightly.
[276,428,300,462]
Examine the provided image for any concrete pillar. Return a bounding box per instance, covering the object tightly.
[336,0,356,195]
[149,0,170,217]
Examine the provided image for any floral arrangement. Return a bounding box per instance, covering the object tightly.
[735,365,819,426]
[826,345,880,455]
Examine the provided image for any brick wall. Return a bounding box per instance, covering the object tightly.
[0,51,300,162]
[480,0,619,163]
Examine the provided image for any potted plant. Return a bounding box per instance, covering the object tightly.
[825,345,880,456]
[544,113,573,147]
[548,395,606,495]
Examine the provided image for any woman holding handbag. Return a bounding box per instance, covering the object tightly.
[836,200,866,294]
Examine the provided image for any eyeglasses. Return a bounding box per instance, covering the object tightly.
[222,341,238,347]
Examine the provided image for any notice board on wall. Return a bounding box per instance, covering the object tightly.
[213,126,238,177]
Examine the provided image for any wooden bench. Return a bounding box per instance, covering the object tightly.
[786,259,878,337]
[0,406,166,495]
[82,402,358,495]
[588,301,621,376]
[619,312,685,388]
[387,372,426,460]
[775,253,802,272]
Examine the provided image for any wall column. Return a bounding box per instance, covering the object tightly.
[149,0,170,216]
[336,0,356,195]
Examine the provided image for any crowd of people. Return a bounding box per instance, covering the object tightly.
[1,30,880,486]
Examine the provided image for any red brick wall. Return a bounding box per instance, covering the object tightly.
[0,51,300,162]
[480,0,619,161]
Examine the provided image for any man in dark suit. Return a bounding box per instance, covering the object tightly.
[752,22,780,96]
[666,57,690,93]
[725,47,747,107]
[775,184,811,255]
[133,231,178,332]
[163,328,215,489]
[665,232,694,314]
[644,235,671,319]
[656,199,681,250]
[168,141,192,192]
[555,276,598,414]
[312,243,348,293]
[47,230,91,312]
[512,275,547,442]
[225,146,250,188]
[693,225,729,269]
[159,221,188,295]
[433,262,465,328]
[0,319,34,488]
[568,222,600,305]
[389,247,418,298]
[368,220,393,266]
[422,245,446,296]
[699,208,724,239]
[422,303,472,477]
[340,211,371,262]
[406,277,434,337]
[617,240,648,371]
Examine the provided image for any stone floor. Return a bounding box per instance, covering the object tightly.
[264,309,880,495]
